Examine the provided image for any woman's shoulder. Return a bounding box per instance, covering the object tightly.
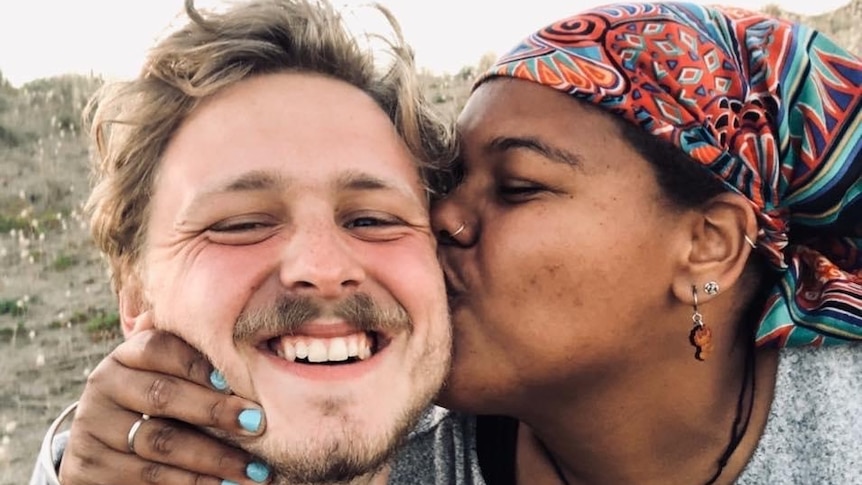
[739,344,862,483]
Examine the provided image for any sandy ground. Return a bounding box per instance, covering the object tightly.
[0,135,121,484]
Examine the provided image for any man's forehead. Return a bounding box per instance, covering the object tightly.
[187,167,423,203]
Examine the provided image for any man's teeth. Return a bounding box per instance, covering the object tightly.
[275,333,373,363]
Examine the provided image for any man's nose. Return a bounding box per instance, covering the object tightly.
[278,222,365,298]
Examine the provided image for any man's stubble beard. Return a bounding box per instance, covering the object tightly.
[210,294,450,485]
[263,389,429,485]
[211,351,445,485]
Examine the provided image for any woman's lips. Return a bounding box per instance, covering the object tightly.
[445,282,467,309]
[442,261,468,294]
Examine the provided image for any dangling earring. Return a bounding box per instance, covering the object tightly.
[689,285,714,361]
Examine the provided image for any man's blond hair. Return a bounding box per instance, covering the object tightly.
[85,0,452,292]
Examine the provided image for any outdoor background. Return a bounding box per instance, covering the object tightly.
[1,1,860,482]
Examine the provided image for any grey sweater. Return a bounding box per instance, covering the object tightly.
[389,344,862,484]
[31,345,862,484]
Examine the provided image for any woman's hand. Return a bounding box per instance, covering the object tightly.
[57,329,271,485]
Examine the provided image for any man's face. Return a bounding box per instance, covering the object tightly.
[128,73,451,482]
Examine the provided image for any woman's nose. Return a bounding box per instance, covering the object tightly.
[431,189,476,247]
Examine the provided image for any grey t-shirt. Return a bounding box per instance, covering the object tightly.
[31,345,862,484]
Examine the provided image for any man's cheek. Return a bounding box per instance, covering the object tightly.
[153,308,246,381]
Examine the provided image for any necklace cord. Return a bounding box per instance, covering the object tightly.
[538,436,571,485]
[537,341,758,485]
[704,339,757,484]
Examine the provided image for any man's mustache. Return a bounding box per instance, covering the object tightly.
[234,293,412,342]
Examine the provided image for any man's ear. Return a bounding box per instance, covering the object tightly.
[671,192,758,304]
[117,272,154,337]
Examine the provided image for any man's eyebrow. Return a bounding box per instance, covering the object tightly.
[488,136,583,167]
[217,170,287,192]
[185,169,416,212]
[336,171,407,193]
[186,170,287,208]
[177,170,288,224]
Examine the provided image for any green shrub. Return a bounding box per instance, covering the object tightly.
[0,298,27,317]
[0,214,30,233]
[59,307,122,340]
[0,322,26,343]
[50,253,78,271]
[0,123,20,147]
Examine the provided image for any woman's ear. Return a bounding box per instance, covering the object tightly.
[671,192,758,304]
[117,272,154,337]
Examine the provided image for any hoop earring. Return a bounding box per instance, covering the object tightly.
[690,285,714,361]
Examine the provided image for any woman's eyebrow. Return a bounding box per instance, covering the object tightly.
[488,136,583,167]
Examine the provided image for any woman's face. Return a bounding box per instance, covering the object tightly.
[432,79,693,415]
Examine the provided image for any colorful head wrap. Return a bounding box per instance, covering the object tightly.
[476,2,862,347]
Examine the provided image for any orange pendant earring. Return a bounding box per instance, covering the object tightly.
[689,285,713,361]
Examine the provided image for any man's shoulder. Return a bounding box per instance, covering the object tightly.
[29,428,67,485]
[407,405,474,438]
[390,406,486,485]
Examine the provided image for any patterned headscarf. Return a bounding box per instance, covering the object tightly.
[476,2,862,347]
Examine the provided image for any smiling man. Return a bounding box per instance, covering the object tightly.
[34,0,453,484]
[134,71,452,483]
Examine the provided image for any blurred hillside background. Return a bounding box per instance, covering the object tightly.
[1,2,861,482]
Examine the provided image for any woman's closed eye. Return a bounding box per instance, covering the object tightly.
[497,181,547,203]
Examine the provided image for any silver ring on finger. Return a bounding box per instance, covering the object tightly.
[127,413,151,454]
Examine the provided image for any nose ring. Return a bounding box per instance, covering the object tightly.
[450,223,466,238]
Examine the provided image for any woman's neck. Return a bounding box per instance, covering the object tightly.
[513,346,780,485]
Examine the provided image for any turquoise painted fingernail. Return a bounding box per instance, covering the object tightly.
[246,461,270,483]
[221,481,239,485]
[238,408,262,433]
[209,369,229,391]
